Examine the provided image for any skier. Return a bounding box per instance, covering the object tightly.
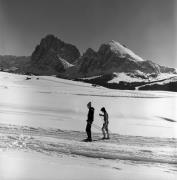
[99,107,110,139]
[85,102,94,142]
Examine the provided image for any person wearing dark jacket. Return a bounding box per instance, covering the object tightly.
[99,107,110,139]
[85,102,94,142]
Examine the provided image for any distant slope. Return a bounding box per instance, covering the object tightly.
[76,72,177,91]
[0,55,30,73]
[138,76,177,92]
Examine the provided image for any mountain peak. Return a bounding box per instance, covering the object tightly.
[104,40,144,62]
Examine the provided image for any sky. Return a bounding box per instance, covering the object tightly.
[0,0,176,68]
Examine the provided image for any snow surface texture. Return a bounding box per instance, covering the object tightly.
[0,124,177,164]
[108,72,177,84]
[108,72,145,83]
[108,40,144,61]
[0,72,177,180]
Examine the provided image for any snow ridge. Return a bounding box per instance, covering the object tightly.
[57,55,74,69]
[108,40,144,61]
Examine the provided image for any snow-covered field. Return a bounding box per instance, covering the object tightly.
[0,72,177,180]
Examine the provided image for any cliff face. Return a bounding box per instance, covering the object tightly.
[30,35,80,75]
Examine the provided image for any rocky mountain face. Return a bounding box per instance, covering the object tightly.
[29,35,80,75]
[73,40,177,91]
[77,40,176,77]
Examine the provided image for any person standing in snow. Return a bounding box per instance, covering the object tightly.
[85,102,94,142]
[99,107,110,139]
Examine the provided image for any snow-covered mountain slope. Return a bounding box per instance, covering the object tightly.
[108,72,177,84]
[78,70,177,91]
[137,76,177,91]
[106,40,144,61]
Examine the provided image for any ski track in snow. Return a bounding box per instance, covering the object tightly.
[0,123,177,167]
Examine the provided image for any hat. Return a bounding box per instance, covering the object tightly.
[87,102,91,107]
[101,107,105,112]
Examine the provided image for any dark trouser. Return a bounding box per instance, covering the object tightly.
[86,123,92,140]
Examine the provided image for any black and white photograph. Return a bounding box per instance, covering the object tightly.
[0,0,177,179]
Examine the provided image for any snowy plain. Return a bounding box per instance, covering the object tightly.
[0,72,177,180]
